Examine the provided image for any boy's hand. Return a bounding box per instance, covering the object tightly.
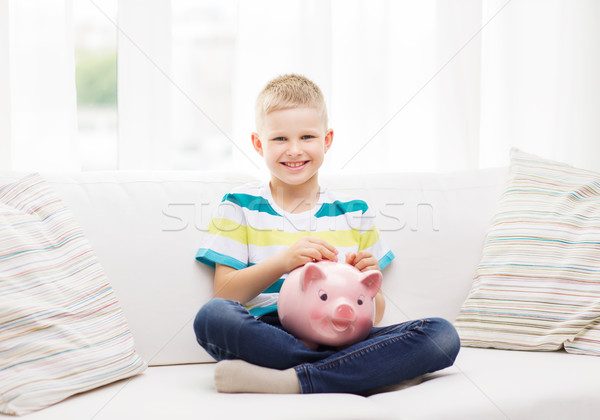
[346,251,385,324]
[345,251,380,272]
[283,236,338,272]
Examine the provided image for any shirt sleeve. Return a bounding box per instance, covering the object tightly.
[195,193,249,270]
[358,205,395,270]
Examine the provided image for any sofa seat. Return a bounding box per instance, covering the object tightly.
[4,346,599,420]
[372,347,600,420]
[1,363,395,420]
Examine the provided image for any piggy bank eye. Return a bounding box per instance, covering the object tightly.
[357,295,365,305]
[319,290,328,301]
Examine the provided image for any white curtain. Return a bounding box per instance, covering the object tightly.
[1,0,79,171]
[231,0,485,175]
[1,0,599,173]
[117,0,172,169]
[479,0,600,171]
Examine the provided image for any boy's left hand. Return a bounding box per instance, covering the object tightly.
[347,251,384,324]
[345,251,380,272]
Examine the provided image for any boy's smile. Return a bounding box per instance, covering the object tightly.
[252,107,333,196]
[282,161,308,169]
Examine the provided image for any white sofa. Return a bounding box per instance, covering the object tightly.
[2,168,600,420]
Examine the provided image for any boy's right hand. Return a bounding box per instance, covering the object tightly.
[283,236,338,272]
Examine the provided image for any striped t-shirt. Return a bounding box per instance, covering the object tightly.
[196,182,395,316]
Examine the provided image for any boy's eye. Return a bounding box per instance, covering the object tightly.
[301,135,315,140]
[273,137,286,141]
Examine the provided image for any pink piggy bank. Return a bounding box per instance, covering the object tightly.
[277,261,383,348]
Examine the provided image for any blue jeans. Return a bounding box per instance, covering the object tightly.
[193,298,460,394]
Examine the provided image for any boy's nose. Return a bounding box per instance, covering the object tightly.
[286,140,302,156]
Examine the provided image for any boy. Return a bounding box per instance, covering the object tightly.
[193,74,459,394]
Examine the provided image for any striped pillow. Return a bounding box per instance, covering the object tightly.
[0,174,146,415]
[455,149,600,355]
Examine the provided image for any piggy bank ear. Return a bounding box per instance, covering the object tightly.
[300,263,327,291]
[360,270,383,298]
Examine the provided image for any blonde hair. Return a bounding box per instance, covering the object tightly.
[255,74,328,133]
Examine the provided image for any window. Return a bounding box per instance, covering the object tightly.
[73,0,238,171]
[74,0,118,170]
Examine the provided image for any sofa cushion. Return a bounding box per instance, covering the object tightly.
[455,149,600,355]
[0,168,507,367]
[0,174,146,416]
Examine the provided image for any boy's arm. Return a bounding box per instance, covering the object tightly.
[213,257,286,304]
[213,236,338,304]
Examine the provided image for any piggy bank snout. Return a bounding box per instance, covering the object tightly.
[333,303,356,321]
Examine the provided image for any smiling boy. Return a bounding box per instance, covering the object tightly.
[193,74,460,394]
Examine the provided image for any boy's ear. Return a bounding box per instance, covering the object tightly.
[251,132,264,156]
[324,129,334,153]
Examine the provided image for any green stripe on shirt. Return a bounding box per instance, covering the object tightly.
[314,200,368,218]
[222,193,280,216]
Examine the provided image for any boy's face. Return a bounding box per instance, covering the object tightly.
[252,107,333,189]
